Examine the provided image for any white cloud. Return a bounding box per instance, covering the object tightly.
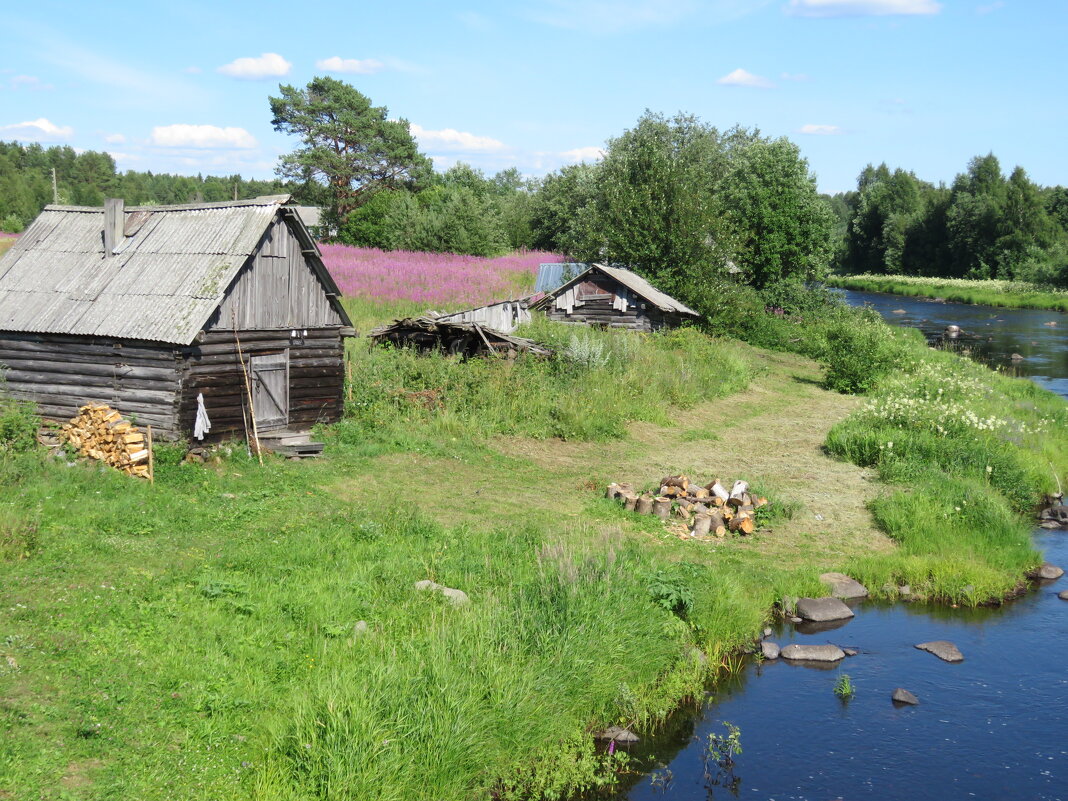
[410,123,507,153]
[716,68,775,88]
[787,0,940,17]
[217,52,291,80]
[149,124,258,149]
[562,146,606,162]
[10,75,53,91]
[104,133,126,144]
[798,124,842,135]
[315,56,385,75]
[0,117,73,141]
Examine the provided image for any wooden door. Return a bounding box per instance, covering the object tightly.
[250,351,289,430]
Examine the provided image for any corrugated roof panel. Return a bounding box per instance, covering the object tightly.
[535,263,587,293]
[0,197,287,344]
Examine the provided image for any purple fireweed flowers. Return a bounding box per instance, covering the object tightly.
[319,245,560,306]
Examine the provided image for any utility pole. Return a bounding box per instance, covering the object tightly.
[51,168,58,203]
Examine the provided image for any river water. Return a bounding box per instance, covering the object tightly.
[620,292,1068,801]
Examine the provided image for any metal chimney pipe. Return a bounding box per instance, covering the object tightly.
[103,198,124,255]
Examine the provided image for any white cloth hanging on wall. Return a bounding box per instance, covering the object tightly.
[194,392,212,440]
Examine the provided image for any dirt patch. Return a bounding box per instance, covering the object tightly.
[61,758,104,790]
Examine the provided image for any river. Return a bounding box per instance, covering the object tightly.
[619,292,1068,801]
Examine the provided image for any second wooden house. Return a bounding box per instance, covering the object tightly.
[532,263,699,330]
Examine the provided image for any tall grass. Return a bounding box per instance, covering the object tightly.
[826,273,1068,312]
[339,319,751,443]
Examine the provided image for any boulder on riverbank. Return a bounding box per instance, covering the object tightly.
[915,640,964,662]
[819,572,869,600]
[594,725,639,743]
[796,596,855,622]
[891,688,920,705]
[780,644,845,662]
[1027,563,1064,581]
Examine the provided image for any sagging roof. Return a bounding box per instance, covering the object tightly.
[533,263,700,317]
[0,195,346,345]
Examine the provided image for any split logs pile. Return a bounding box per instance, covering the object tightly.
[606,475,767,538]
[60,404,151,478]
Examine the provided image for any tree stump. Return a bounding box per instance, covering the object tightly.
[652,497,672,520]
[691,513,713,538]
[623,492,639,512]
[636,495,654,515]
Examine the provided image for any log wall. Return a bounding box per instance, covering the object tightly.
[0,332,182,435]
[546,295,673,331]
[177,328,345,442]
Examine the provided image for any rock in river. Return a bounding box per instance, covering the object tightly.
[1028,563,1065,581]
[819,572,869,600]
[1058,590,1068,601]
[780,644,846,663]
[892,688,920,705]
[761,641,781,660]
[796,596,855,622]
[915,640,964,662]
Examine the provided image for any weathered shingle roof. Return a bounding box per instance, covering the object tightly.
[535,263,700,317]
[0,195,298,345]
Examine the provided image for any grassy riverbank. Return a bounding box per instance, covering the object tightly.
[826,273,1068,312]
[1,298,1065,800]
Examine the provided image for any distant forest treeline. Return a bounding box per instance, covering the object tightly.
[3,139,1067,286]
[828,154,1068,285]
[0,142,287,231]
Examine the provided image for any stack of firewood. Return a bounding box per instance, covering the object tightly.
[606,475,767,537]
[60,404,151,478]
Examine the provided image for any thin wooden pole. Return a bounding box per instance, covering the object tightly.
[146,425,154,484]
[233,312,263,465]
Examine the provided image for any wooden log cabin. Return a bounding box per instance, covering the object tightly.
[0,195,354,442]
[532,263,699,330]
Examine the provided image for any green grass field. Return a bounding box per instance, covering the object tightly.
[1,298,1063,800]
[826,273,1068,312]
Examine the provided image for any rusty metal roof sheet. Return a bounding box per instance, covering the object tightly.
[0,196,291,344]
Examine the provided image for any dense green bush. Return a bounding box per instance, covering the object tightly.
[820,316,919,394]
[0,396,39,453]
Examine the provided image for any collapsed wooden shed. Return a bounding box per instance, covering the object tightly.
[0,195,354,442]
[531,263,699,331]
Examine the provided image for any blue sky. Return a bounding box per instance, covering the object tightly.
[2,0,1065,194]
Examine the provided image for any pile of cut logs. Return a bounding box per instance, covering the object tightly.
[606,475,766,537]
[60,404,152,478]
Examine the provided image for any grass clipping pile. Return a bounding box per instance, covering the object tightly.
[607,476,767,539]
[60,404,151,478]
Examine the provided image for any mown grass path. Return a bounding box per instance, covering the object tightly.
[334,347,893,572]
